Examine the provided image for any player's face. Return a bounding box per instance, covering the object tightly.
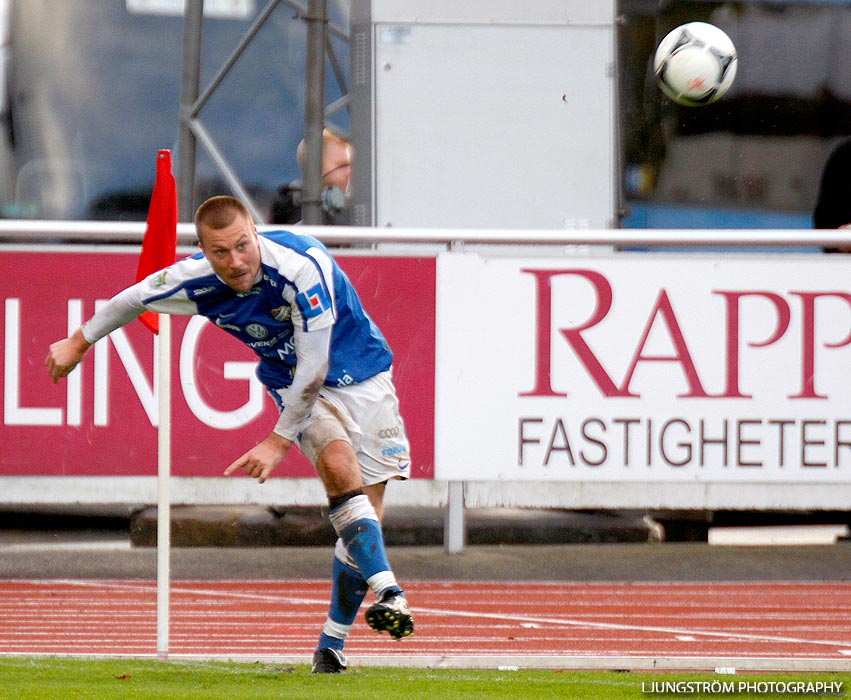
[198,214,262,292]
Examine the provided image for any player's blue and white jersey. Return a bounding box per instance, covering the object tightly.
[115,230,392,390]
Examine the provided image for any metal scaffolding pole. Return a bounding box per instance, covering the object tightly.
[301,0,327,225]
[177,0,204,222]
[175,0,341,224]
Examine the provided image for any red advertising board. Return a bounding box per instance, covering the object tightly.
[1,249,435,479]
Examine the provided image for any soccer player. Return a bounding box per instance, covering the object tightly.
[45,195,414,673]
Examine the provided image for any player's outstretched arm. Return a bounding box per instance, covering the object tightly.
[46,280,155,385]
[223,432,293,484]
[45,328,92,384]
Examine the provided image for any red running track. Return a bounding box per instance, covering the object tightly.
[1,580,850,670]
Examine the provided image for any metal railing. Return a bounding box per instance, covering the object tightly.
[1,220,850,248]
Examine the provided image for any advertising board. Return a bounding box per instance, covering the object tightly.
[2,249,435,480]
[436,252,851,484]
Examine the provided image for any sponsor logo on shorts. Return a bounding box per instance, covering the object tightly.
[381,444,408,458]
[378,427,401,438]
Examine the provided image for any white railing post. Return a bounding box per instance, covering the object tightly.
[444,481,466,554]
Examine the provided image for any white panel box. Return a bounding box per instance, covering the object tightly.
[350,0,619,229]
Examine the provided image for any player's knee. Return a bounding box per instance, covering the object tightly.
[319,439,355,462]
[328,492,378,536]
[317,439,359,477]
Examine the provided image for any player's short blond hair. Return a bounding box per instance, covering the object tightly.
[194,196,254,240]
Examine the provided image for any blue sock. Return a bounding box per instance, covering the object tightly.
[317,556,368,651]
[329,495,400,597]
[340,518,393,584]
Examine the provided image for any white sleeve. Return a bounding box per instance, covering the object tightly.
[272,325,331,440]
[81,284,148,343]
[81,260,201,343]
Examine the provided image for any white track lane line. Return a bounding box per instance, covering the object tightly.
[42,579,851,653]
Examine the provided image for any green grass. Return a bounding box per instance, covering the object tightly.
[0,657,848,700]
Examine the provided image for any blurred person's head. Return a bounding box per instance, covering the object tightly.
[297,127,353,193]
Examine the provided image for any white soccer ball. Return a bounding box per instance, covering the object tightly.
[653,22,737,107]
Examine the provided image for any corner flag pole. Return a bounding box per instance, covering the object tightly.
[156,314,172,662]
[135,150,178,662]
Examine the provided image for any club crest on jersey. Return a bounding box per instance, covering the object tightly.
[271,305,292,322]
[296,283,331,319]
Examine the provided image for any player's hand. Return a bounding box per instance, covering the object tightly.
[224,433,293,484]
[45,330,92,384]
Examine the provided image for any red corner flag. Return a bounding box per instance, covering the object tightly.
[135,150,178,334]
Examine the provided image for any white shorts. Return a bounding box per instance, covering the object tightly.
[273,370,411,486]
